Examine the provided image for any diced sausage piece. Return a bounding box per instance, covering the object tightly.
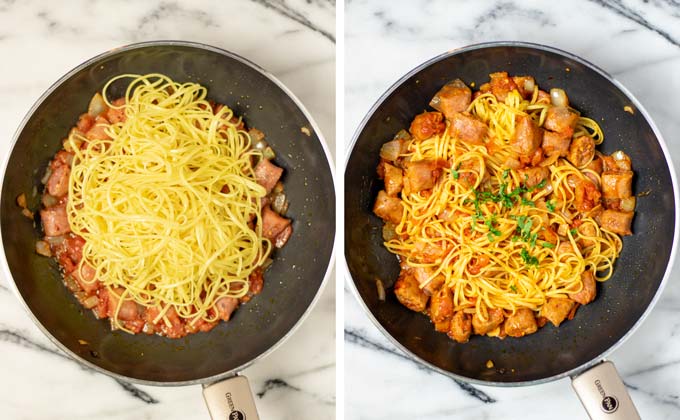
[160,306,186,338]
[85,115,111,140]
[262,205,292,240]
[578,222,598,248]
[542,130,571,157]
[404,160,441,193]
[429,79,472,119]
[574,178,602,212]
[41,205,71,236]
[512,115,542,156]
[254,159,284,193]
[429,286,454,323]
[504,308,538,338]
[409,111,446,141]
[472,307,505,335]
[489,71,519,102]
[107,288,139,321]
[394,271,429,312]
[541,298,575,327]
[76,113,95,132]
[47,164,70,197]
[517,166,549,188]
[71,263,99,294]
[544,106,579,134]
[450,112,488,145]
[384,163,403,196]
[380,139,405,162]
[556,241,574,256]
[569,270,597,305]
[412,266,445,296]
[448,311,472,343]
[216,297,239,321]
[567,135,595,168]
[249,127,265,143]
[585,155,603,175]
[434,320,450,332]
[106,98,126,124]
[512,76,536,98]
[598,209,634,236]
[373,190,404,224]
[601,170,633,199]
[274,224,293,248]
[537,90,551,104]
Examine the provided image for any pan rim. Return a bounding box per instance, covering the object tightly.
[342,40,680,387]
[0,39,337,387]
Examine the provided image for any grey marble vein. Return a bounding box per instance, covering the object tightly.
[256,378,302,398]
[137,1,219,31]
[0,328,159,404]
[345,328,496,404]
[588,0,680,47]
[624,381,680,410]
[473,2,553,30]
[626,359,680,377]
[251,0,335,42]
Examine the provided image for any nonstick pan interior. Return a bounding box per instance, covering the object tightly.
[345,43,676,384]
[1,42,335,384]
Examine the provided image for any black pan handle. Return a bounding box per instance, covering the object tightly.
[202,375,260,420]
[571,361,640,419]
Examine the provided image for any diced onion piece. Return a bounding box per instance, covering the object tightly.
[41,167,52,185]
[271,193,287,214]
[382,222,397,241]
[550,88,569,107]
[557,223,569,236]
[620,196,636,212]
[375,278,386,301]
[45,235,65,246]
[253,139,268,151]
[42,194,58,208]
[612,150,632,171]
[21,208,34,219]
[16,193,27,208]
[82,295,99,309]
[524,78,535,93]
[380,140,402,162]
[87,93,108,117]
[272,181,284,194]
[263,146,276,160]
[35,240,51,257]
[64,276,82,293]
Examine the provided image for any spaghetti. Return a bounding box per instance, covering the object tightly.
[374,72,635,342]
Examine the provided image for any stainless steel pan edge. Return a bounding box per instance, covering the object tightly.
[0,40,337,387]
[342,40,680,388]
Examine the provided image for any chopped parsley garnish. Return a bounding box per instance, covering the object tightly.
[542,242,555,249]
[502,169,510,180]
[509,285,518,293]
[570,228,578,236]
[451,163,461,180]
[546,200,556,212]
[521,197,535,207]
[487,232,496,242]
[520,248,539,266]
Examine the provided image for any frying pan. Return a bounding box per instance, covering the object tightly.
[0,41,335,419]
[344,41,678,419]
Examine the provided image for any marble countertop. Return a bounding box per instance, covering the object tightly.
[0,1,335,419]
[344,1,680,419]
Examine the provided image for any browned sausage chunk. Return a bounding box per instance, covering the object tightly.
[262,205,292,240]
[429,286,454,324]
[517,166,549,189]
[601,170,633,199]
[448,311,472,343]
[216,297,239,321]
[472,307,505,335]
[410,112,446,141]
[373,190,404,224]
[383,163,403,196]
[598,209,634,235]
[450,112,488,145]
[254,159,284,194]
[541,298,575,327]
[567,135,595,168]
[404,160,441,193]
[412,266,445,296]
[394,271,429,312]
[430,79,472,119]
[47,164,71,197]
[489,72,519,102]
[544,106,579,134]
[41,205,71,236]
[512,115,542,156]
[504,308,538,338]
[542,130,571,157]
[569,270,597,305]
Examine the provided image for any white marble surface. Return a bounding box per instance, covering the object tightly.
[0,1,335,419]
[344,1,680,419]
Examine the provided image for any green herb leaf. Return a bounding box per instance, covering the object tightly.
[521,197,535,207]
[520,248,539,266]
[502,169,510,180]
[451,169,459,180]
[546,200,556,212]
[542,242,555,249]
[487,232,495,242]
[570,228,578,236]
[509,285,518,293]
